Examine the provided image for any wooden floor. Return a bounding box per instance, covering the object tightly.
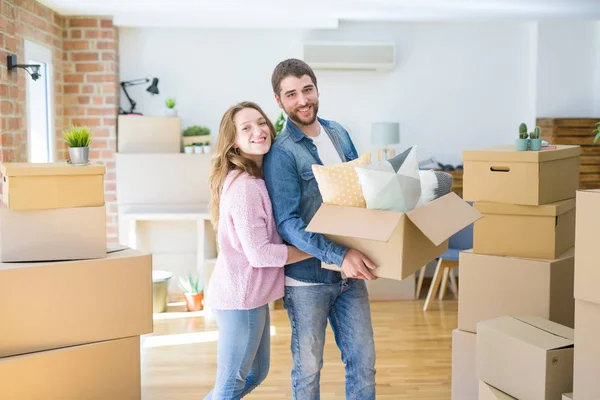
[141,296,457,399]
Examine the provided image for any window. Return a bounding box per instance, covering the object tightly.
[25,40,54,163]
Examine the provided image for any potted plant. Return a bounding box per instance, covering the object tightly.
[593,121,600,144]
[529,126,542,151]
[184,143,194,154]
[274,112,285,136]
[165,98,177,117]
[203,140,211,154]
[182,125,211,146]
[194,142,203,154]
[179,273,204,311]
[63,125,92,166]
[516,123,529,151]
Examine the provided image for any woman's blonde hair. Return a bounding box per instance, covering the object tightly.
[209,101,277,229]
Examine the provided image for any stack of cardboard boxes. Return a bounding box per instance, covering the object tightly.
[572,189,600,399]
[451,144,581,399]
[0,162,152,399]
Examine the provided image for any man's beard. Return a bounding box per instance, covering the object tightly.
[286,101,319,127]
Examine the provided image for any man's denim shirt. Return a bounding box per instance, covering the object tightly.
[263,117,359,284]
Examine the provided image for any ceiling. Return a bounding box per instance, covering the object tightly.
[38,0,600,28]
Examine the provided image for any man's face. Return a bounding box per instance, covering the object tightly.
[275,74,319,126]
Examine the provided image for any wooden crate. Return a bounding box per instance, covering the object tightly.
[537,117,600,190]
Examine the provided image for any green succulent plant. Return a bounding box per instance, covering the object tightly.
[274,112,285,136]
[63,125,92,148]
[518,123,528,139]
[183,125,211,137]
[593,121,600,144]
[530,126,541,139]
[165,98,176,109]
[178,274,203,294]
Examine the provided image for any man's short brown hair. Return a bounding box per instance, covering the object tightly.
[271,58,318,96]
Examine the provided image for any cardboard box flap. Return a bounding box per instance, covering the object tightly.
[481,316,574,352]
[405,192,482,246]
[1,162,105,177]
[462,145,580,163]
[306,204,402,242]
[474,198,576,217]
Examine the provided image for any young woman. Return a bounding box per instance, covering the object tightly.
[204,101,310,399]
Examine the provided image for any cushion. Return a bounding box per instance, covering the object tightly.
[354,146,422,212]
[311,152,372,207]
[415,170,453,207]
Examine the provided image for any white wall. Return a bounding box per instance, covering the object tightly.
[119,21,548,167]
[536,21,599,118]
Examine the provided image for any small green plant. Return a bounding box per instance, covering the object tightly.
[593,121,600,144]
[183,125,211,137]
[178,274,203,294]
[274,112,285,136]
[519,123,528,139]
[63,125,92,148]
[530,126,541,139]
[165,98,176,109]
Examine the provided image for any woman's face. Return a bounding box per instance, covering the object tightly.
[233,107,272,158]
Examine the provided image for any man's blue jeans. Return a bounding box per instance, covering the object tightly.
[283,279,377,399]
[204,305,271,400]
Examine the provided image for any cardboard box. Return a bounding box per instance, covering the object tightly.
[0,336,141,399]
[473,198,575,259]
[477,316,574,400]
[479,381,517,399]
[116,153,211,205]
[0,246,152,358]
[574,189,600,304]
[0,205,107,262]
[452,329,478,400]
[306,192,482,280]
[573,299,600,400]
[458,249,574,333]
[118,115,181,153]
[463,145,580,206]
[1,162,105,211]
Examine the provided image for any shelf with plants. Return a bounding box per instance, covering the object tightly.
[182,125,211,154]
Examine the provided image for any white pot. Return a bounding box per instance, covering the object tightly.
[203,145,211,154]
[184,146,194,154]
[194,146,203,154]
[166,108,178,117]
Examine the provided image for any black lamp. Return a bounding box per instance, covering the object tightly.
[7,54,41,81]
[119,76,160,115]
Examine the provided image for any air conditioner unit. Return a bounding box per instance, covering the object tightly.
[303,41,395,71]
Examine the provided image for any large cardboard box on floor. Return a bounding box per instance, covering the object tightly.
[0,205,107,262]
[574,189,600,304]
[307,193,482,280]
[452,329,478,400]
[0,336,141,399]
[573,299,600,400]
[477,316,574,400]
[1,162,105,211]
[473,198,575,260]
[458,249,574,333]
[462,145,580,206]
[117,115,181,153]
[0,246,152,358]
[479,382,516,400]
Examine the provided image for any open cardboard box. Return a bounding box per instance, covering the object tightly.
[477,316,574,400]
[306,192,482,281]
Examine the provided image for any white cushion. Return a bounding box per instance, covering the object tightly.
[355,146,422,212]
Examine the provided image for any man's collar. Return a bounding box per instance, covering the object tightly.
[286,116,329,142]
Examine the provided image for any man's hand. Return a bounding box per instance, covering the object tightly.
[341,249,377,280]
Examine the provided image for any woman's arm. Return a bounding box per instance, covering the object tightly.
[285,245,312,265]
[229,176,288,268]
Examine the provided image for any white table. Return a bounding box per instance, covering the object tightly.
[119,203,218,285]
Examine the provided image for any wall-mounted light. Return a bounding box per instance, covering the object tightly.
[119,76,159,115]
[7,54,41,81]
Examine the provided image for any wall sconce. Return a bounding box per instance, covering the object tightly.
[119,76,159,115]
[7,54,41,81]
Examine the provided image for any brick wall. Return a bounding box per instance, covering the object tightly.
[0,1,120,243]
[63,17,119,242]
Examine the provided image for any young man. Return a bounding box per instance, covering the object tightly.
[263,58,377,400]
